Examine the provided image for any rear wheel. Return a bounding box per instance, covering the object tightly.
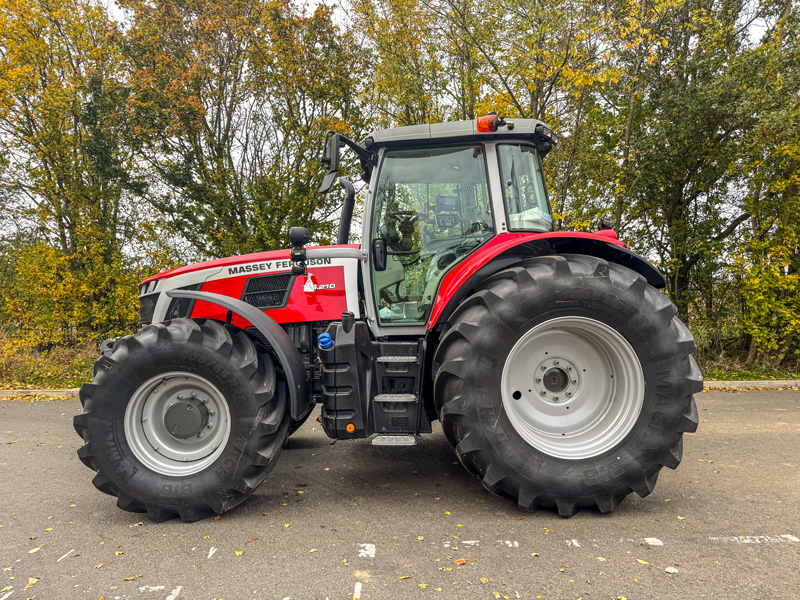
[434,255,702,517]
[74,318,289,522]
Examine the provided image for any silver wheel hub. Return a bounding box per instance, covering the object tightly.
[124,372,231,476]
[501,316,644,460]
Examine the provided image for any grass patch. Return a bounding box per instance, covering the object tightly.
[0,334,96,389]
[695,349,797,381]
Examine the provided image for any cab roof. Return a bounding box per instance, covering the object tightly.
[367,118,555,147]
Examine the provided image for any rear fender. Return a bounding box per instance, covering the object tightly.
[428,231,666,329]
[166,290,311,421]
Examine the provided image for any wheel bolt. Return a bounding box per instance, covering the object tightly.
[191,392,197,397]
[535,377,541,383]
[209,409,216,415]
[566,391,572,397]
[553,395,559,400]
[541,365,547,371]
[177,394,183,400]
[207,422,213,428]
[202,398,209,404]
[572,379,577,384]
[554,360,560,366]
[567,366,572,371]
[167,403,173,408]
[198,432,203,438]
[541,390,547,396]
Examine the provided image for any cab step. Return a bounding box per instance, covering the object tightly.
[372,435,417,446]
[374,393,417,403]
[376,356,419,363]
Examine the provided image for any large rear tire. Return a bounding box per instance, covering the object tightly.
[433,255,702,517]
[74,318,289,522]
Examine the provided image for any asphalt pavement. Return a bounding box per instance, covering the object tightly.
[1,390,799,600]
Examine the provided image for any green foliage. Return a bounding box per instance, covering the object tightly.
[0,0,798,374]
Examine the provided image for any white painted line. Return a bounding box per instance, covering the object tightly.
[499,540,519,547]
[165,586,182,600]
[462,540,480,546]
[0,590,13,600]
[570,539,580,547]
[57,549,74,562]
[357,543,375,558]
[140,586,165,592]
[643,538,663,546]
[353,582,362,600]
[207,547,218,559]
[709,535,799,544]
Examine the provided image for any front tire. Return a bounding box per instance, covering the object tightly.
[433,255,702,517]
[74,319,290,522]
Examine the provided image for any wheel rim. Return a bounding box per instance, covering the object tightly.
[124,372,231,476]
[501,316,644,460]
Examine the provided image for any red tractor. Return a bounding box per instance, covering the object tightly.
[74,114,702,522]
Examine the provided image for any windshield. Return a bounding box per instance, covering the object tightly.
[371,146,494,325]
[497,144,553,231]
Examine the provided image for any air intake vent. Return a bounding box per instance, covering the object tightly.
[241,273,294,309]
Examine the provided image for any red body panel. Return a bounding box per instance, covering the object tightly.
[191,266,349,326]
[141,244,360,285]
[427,231,625,327]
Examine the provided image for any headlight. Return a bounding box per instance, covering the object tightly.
[138,293,159,326]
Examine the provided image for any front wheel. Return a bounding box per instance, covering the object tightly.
[434,255,702,517]
[74,319,290,522]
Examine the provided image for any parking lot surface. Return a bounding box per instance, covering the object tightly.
[1,390,799,599]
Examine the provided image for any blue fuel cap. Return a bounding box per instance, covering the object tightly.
[318,333,333,349]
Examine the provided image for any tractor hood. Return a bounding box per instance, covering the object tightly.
[138,244,362,328]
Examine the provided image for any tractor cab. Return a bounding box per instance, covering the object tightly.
[319,114,558,335]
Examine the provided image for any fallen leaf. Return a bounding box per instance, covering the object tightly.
[284,524,290,528]
[665,499,671,502]
[435,587,442,592]
[123,574,142,581]
[24,577,38,590]
[419,583,428,588]
[417,536,424,541]
[324,468,330,471]
[235,551,243,556]
[444,511,451,515]
[454,559,467,565]
[310,549,317,553]
[6,440,17,444]
[246,538,256,543]
[214,516,221,520]
[531,553,539,557]
[0,586,12,593]
[115,551,124,556]
[665,566,679,574]
[29,546,41,553]
[480,577,489,583]
[515,516,526,520]
[448,535,459,539]
[636,559,649,565]
[95,564,103,568]
[399,576,411,580]
[597,557,606,561]
[457,524,464,528]
[677,516,686,520]
[544,528,554,534]
[44,528,53,532]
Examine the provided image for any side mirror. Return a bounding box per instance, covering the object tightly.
[290,227,311,248]
[372,238,387,272]
[319,132,341,194]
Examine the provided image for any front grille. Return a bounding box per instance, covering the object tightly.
[241,274,294,309]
